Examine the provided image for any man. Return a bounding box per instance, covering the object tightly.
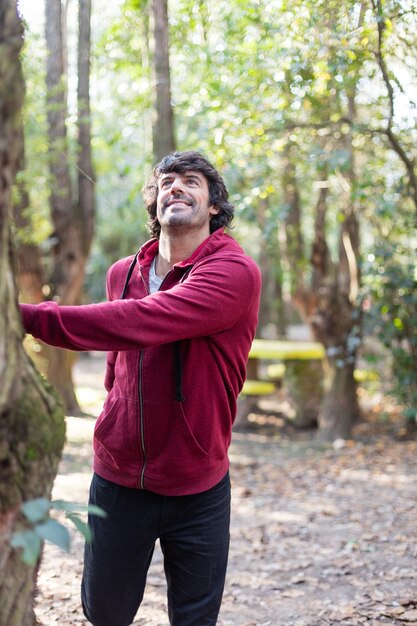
[20,151,261,626]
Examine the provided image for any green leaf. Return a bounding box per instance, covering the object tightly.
[66,513,92,543]
[85,504,107,518]
[35,519,71,552]
[10,530,42,565]
[51,500,107,518]
[21,498,50,523]
[51,499,86,513]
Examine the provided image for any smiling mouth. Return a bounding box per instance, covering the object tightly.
[166,198,192,208]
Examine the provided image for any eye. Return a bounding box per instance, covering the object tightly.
[187,178,199,186]
[160,178,172,189]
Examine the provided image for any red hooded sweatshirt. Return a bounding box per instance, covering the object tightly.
[20,229,261,495]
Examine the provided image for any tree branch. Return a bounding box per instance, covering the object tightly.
[374,0,417,217]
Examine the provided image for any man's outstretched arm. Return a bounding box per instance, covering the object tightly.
[20,256,261,353]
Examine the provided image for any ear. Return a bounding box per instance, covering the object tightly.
[209,204,220,216]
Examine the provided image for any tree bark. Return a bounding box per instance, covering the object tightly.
[151,0,175,161]
[318,361,359,440]
[77,0,95,255]
[0,3,66,624]
[43,0,95,414]
[45,0,81,414]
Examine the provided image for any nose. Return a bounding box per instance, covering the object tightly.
[170,178,186,194]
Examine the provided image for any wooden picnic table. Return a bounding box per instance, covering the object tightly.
[238,338,326,429]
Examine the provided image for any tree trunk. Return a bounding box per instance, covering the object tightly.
[319,361,360,440]
[0,3,66,624]
[77,0,95,256]
[151,0,175,161]
[43,0,95,414]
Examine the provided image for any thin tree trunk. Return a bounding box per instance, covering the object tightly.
[151,0,175,161]
[0,3,66,623]
[44,0,95,415]
[44,0,80,413]
[77,0,95,255]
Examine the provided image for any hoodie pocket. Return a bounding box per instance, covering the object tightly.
[143,400,208,480]
[94,395,141,474]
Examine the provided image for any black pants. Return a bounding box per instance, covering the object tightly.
[81,472,231,626]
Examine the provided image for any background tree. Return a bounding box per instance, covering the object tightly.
[14,0,96,415]
[0,2,66,623]
[44,0,94,414]
[151,0,175,160]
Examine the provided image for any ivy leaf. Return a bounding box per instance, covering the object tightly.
[10,530,42,565]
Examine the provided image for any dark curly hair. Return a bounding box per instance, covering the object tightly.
[142,151,234,239]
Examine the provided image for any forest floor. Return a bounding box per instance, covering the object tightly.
[35,353,417,626]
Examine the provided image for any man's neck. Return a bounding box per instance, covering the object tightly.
[155,229,210,278]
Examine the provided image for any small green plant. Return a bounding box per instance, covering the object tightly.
[11,498,106,565]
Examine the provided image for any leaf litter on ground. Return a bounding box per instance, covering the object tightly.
[35,353,417,626]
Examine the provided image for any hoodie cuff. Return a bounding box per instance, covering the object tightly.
[19,303,38,335]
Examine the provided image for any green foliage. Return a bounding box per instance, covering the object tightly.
[364,241,417,423]
[11,497,106,566]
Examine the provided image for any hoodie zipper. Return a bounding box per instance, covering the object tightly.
[138,266,150,489]
[137,264,174,489]
[137,262,193,489]
[138,349,146,488]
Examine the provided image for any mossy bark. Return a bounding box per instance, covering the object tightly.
[0,370,66,626]
[0,2,66,623]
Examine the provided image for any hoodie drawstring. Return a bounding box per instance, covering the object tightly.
[120,253,188,403]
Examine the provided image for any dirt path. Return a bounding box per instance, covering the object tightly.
[35,354,417,626]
